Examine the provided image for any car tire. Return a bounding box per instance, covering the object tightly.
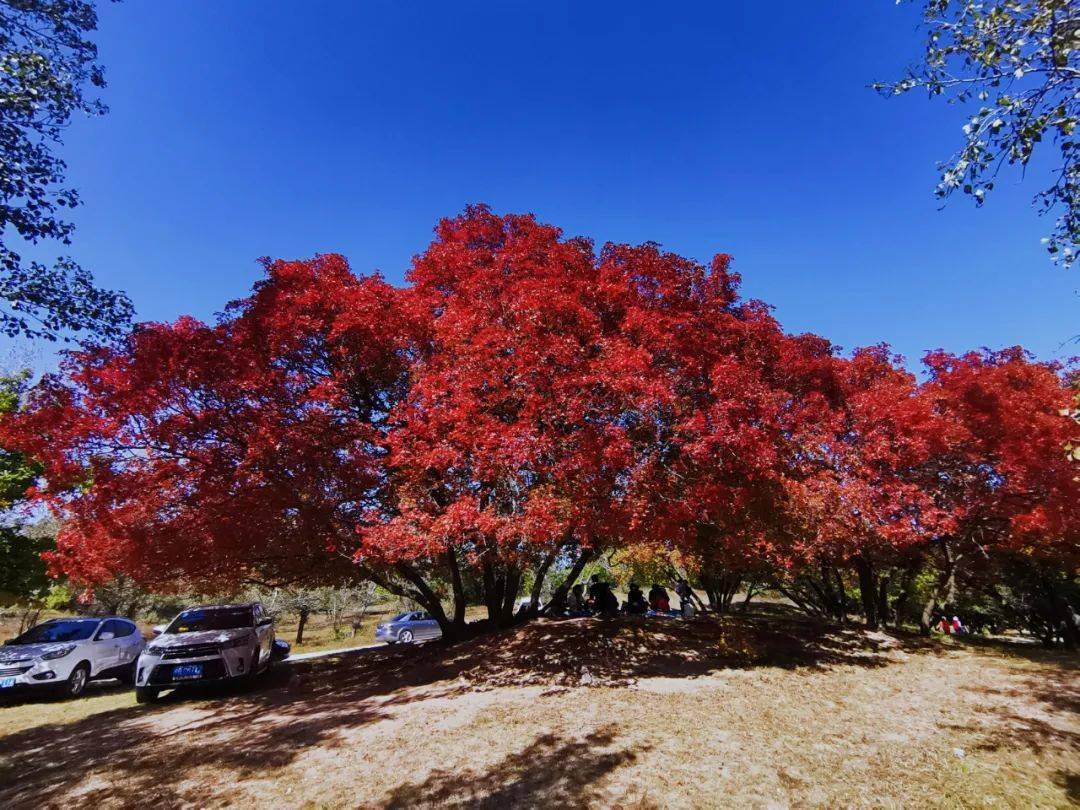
[135,686,159,704]
[398,629,414,644]
[63,662,90,699]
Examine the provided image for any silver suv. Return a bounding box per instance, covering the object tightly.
[0,616,144,698]
[135,603,275,703]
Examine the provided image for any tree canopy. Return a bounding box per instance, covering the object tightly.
[879,0,1079,267]
[0,0,132,341]
[2,207,1077,642]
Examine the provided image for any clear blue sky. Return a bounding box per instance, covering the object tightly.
[7,0,1078,374]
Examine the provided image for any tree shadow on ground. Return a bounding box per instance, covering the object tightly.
[936,648,1078,805]
[0,610,1060,808]
[381,724,648,809]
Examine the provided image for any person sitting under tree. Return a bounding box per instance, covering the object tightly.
[648,583,671,613]
[565,583,588,616]
[623,583,648,615]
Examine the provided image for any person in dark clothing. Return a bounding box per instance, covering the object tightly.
[598,583,619,617]
[648,583,670,612]
[624,583,648,615]
[675,578,695,612]
[566,583,588,615]
[586,574,605,609]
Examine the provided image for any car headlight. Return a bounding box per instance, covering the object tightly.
[40,644,76,660]
[220,635,254,649]
[144,645,164,657]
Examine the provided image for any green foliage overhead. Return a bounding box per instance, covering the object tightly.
[0,0,132,341]
[0,369,38,505]
[0,369,49,603]
[878,0,1079,267]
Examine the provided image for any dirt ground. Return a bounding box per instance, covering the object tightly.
[0,611,1076,809]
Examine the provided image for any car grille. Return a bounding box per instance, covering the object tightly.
[161,644,222,660]
[148,659,227,685]
[0,665,32,677]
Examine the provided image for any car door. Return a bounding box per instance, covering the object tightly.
[111,619,143,667]
[415,612,440,640]
[252,604,273,666]
[92,620,122,672]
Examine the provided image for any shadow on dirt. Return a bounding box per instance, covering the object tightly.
[382,724,646,809]
[0,610,1071,807]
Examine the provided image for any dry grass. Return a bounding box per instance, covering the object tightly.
[0,611,1076,809]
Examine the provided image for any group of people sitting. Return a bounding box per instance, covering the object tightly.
[563,575,698,619]
[934,614,966,634]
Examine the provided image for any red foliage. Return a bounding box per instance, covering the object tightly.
[1,206,1076,633]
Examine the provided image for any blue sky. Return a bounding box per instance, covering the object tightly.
[7,0,1077,374]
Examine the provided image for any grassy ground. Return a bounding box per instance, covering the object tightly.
[0,610,1075,808]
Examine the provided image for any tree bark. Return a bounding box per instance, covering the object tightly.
[523,551,556,618]
[540,548,595,616]
[920,542,957,636]
[446,548,467,634]
[295,606,309,645]
[856,557,879,630]
[1043,576,1079,650]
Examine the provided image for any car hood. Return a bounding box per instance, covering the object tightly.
[0,642,81,662]
[153,628,254,648]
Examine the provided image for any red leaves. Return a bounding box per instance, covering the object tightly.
[0,206,1076,593]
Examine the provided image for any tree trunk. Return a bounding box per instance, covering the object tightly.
[523,552,556,618]
[856,558,879,630]
[739,581,760,613]
[541,548,595,616]
[498,567,522,627]
[295,606,309,645]
[1043,576,1079,651]
[446,548,467,632]
[892,562,919,630]
[920,542,957,636]
[876,574,891,627]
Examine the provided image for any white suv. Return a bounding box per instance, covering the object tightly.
[135,603,275,703]
[0,616,145,698]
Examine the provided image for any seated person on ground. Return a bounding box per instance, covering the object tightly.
[566,583,587,615]
[587,574,605,610]
[648,583,670,612]
[623,582,648,615]
[595,580,620,617]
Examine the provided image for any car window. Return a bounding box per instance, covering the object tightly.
[417,612,431,621]
[109,620,136,638]
[15,619,100,643]
[166,607,254,634]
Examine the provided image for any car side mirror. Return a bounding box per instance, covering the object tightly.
[258,616,273,627]
[152,624,166,636]
[98,631,115,641]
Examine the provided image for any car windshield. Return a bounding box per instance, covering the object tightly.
[391,612,411,622]
[166,607,252,634]
[14,619,99,644]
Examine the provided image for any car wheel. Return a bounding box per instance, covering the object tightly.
[398,629,414,644]
[135,686,159,704]
[63,663,90,699]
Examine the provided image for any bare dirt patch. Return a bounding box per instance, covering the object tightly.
[0,614,1075,808]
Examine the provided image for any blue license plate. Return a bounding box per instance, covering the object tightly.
[0,676,15,688]
[172,664,203,681]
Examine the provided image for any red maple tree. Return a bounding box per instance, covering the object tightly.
[2,207,1076,643]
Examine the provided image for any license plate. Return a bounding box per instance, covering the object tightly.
[0,677,15,688]
[172,664,203,681]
